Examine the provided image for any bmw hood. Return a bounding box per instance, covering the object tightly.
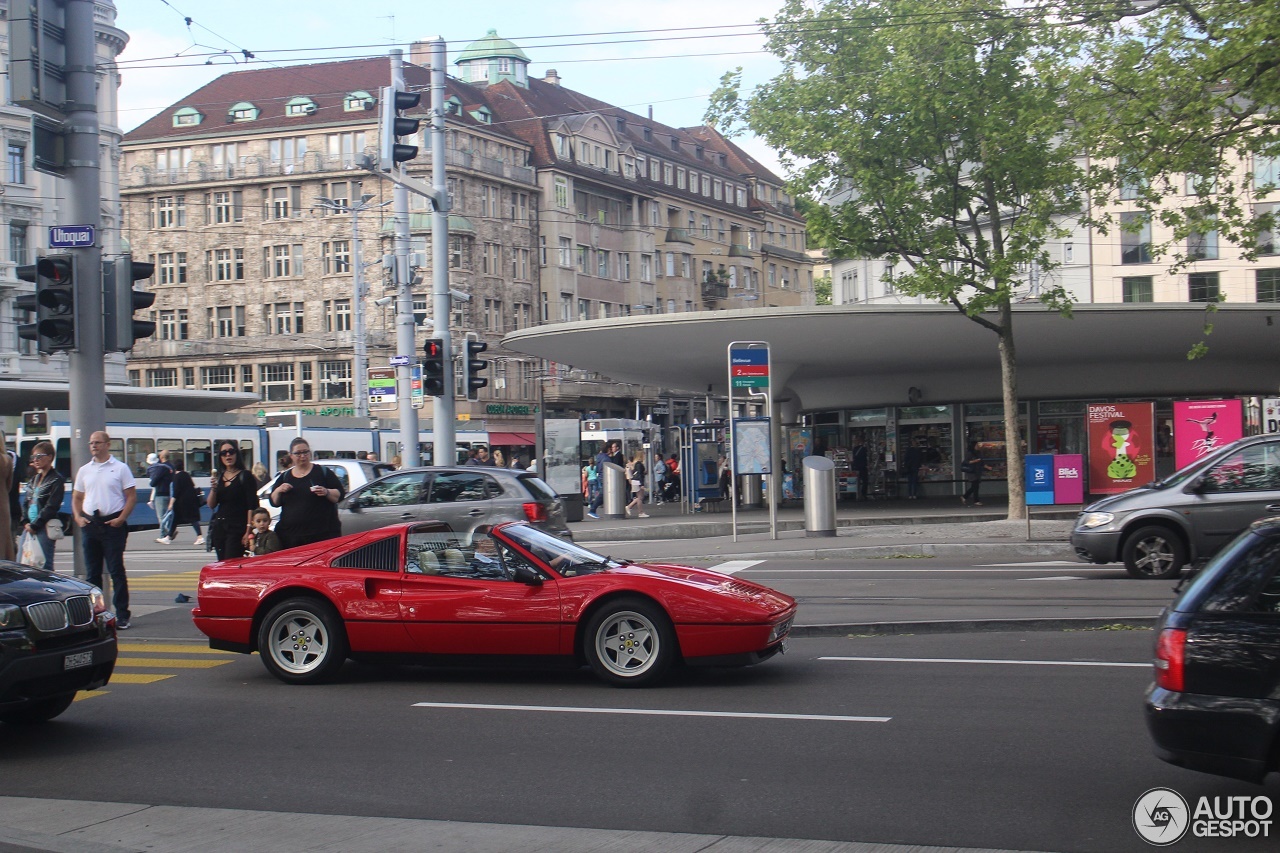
[0,561,95,604]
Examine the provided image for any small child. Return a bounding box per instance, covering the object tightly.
[249,508,283,556]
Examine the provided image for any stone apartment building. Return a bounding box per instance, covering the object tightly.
[121,31,814,431]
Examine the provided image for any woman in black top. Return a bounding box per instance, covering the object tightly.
[207,442,260,560]
[169,459,205,544]
[22,440,65,569]
[269,438,344,549]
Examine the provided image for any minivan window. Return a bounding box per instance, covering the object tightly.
[359,472,428,507]
[1201,537,1280,612]
[1199,442,1280,493]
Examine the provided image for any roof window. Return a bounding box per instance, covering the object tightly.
[285,97,317,117]
[228,102,260,122]
[172,106,203,127]
[344,91,375,112]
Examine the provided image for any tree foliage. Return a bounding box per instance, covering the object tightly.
[708,0,1087,518]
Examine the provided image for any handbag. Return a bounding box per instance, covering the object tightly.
[45,518,65,541]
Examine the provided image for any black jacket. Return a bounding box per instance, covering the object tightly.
[23,469,66,533]
[171,471,203,524]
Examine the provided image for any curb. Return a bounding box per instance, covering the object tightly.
[790,616,1158,637]
[631,542,1079,562]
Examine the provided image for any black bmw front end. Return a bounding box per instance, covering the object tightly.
[0,561,117,724]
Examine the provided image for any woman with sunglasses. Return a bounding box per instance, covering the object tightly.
[269,437,344,550]
[206,442,259,560]
[22,440,65,568]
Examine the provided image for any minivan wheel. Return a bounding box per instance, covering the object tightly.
[1123,526,1187,579]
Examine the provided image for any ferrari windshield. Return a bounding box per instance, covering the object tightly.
[503,523,625,576]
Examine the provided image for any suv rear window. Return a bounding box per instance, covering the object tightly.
[518,475,558,501]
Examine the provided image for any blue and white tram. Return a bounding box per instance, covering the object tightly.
[580,418,657,463]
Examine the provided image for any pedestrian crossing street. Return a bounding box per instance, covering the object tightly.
[74,643,243,702]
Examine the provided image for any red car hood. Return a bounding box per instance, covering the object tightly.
[612,562,795,611]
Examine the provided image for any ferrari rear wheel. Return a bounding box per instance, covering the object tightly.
[257,597,349,684]
[584,597,676,687]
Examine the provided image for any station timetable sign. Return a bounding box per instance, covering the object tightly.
[729,347,769,390]
[368,367,397,410]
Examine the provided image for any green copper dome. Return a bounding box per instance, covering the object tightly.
[456,30,530,63]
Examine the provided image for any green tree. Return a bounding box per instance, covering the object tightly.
[708,0,1084,518]
[1068,0,1280,264]
[814,275,833,305]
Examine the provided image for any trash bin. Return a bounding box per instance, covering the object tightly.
[802,455,837,537]
[559,493,584,523]
[601,461,627,519]
[741,474,762,507]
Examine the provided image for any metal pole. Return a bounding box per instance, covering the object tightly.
[429,38,456,461]
[390,49,421,466]
[350,201,368,419]
[66,0,103,578]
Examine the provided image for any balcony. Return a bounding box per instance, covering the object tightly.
[664,228,694,245]
[701,281,728,300]
[728,243,754,258]
[126,152,372,189]
[445,148,536,185]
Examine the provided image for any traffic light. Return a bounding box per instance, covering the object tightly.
[378,83,421,172]
[463,336,489,401]
[15,254,76,354]
[423,338,448,397]
[103,255,157,352]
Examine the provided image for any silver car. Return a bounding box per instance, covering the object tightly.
[337,466,571,540]
[257,459,395,525]
[1071,434,1280,579]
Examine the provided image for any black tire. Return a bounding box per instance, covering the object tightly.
[1123,526,1187,579]
[256,597,349,684]
[0,692,76,725]
[583,597,677,687]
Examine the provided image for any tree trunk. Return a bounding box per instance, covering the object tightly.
[997,302,1026,520]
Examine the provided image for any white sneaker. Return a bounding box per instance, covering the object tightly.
[156,536,172,544]
[638,513,651,518]
[193,536,205,546]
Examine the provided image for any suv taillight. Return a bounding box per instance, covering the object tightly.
[522,501,548,523]
[1154,627,1187,692]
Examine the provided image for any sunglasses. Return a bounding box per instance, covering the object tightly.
[30,453,49,460]
[219,449,237,456]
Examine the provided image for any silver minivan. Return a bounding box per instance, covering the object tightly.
[1071,435,1280,578]
[336,466,572,541]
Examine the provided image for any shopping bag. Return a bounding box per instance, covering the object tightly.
[18,531,45,570]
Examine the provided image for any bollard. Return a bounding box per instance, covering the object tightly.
[802,455,837,537]
[600,461,628,519]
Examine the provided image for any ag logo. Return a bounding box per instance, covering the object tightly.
[1134,787,1190,845]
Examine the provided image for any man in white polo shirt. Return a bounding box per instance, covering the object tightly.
[72,431,137,629]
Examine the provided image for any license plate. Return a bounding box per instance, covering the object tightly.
[64,651,93,670]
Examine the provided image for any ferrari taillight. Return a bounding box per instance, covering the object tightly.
[523,501,548,522]
[1154,627,1187,692]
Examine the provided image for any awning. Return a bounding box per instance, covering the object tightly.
[488,431,535,446]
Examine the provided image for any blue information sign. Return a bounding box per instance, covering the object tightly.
[48,225,95,248]
[1025,454,1055,505]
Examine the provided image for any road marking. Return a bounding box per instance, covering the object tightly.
[743,567,1115,574]
[412,702,890,723]
[1018,576,1085,581]
[118,643,235,655]
[115,657,231,669]
[73,690,109,702]
[821,656,1148,668]
[707,560,765,575]
[108,673,174,684]
[976,561,1086,567]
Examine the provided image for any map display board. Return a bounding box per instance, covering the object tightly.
[733,417,772,475]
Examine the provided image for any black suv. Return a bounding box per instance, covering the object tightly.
[1146,517,1280,782]
[1,561,117,724]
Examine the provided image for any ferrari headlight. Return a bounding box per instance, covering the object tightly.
[0,603,26,630]
[768,616,794,643]
[1077,511,1115,530]
[89,586,108,614]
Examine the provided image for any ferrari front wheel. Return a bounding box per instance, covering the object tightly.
[584,597,676,687]
[257,597,349,684]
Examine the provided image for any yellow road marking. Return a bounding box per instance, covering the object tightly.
[118,643,237,655]
[116,658,230,669]
[74,690,109,701]
[108,673,174,684]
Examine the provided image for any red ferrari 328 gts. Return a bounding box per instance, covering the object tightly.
[193,521,796,687]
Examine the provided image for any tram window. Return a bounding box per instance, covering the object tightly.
[158,438,184,472]
[126,439,155,477]
[108,438,124,461]
[240,440,254,468]
[55,439,71,478]
[187,440,213,477]
[313,449,336,460]
[18,441,36,483]
[385,442,396,461]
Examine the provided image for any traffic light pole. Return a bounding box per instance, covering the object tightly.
[66,0,104,577]
[390,49,422,467]
[428,39,456,461]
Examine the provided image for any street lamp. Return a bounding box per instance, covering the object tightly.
[315,193,390,418]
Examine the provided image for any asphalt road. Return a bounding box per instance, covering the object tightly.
[5,628,1278,853]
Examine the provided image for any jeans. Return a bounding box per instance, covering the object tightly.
[153,494,170,530]
[83,520,129,621]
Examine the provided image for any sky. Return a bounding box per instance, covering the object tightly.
[112,0,791,176]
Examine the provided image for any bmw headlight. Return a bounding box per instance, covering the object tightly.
[0,603,26,630]
[1077,511,1115,530]
[90,586,108,614]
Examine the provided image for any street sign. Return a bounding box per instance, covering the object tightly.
[389,355,411,366]
[730,346,769,390]
[48,225,95,248]
[368,367,397,410]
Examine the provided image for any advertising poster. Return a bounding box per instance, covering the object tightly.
[542,419,583,496]
[1173,399,1243,470]
[1264,398,1280,434]
[1053,454,1085,504]
[1087,403,1155,494]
